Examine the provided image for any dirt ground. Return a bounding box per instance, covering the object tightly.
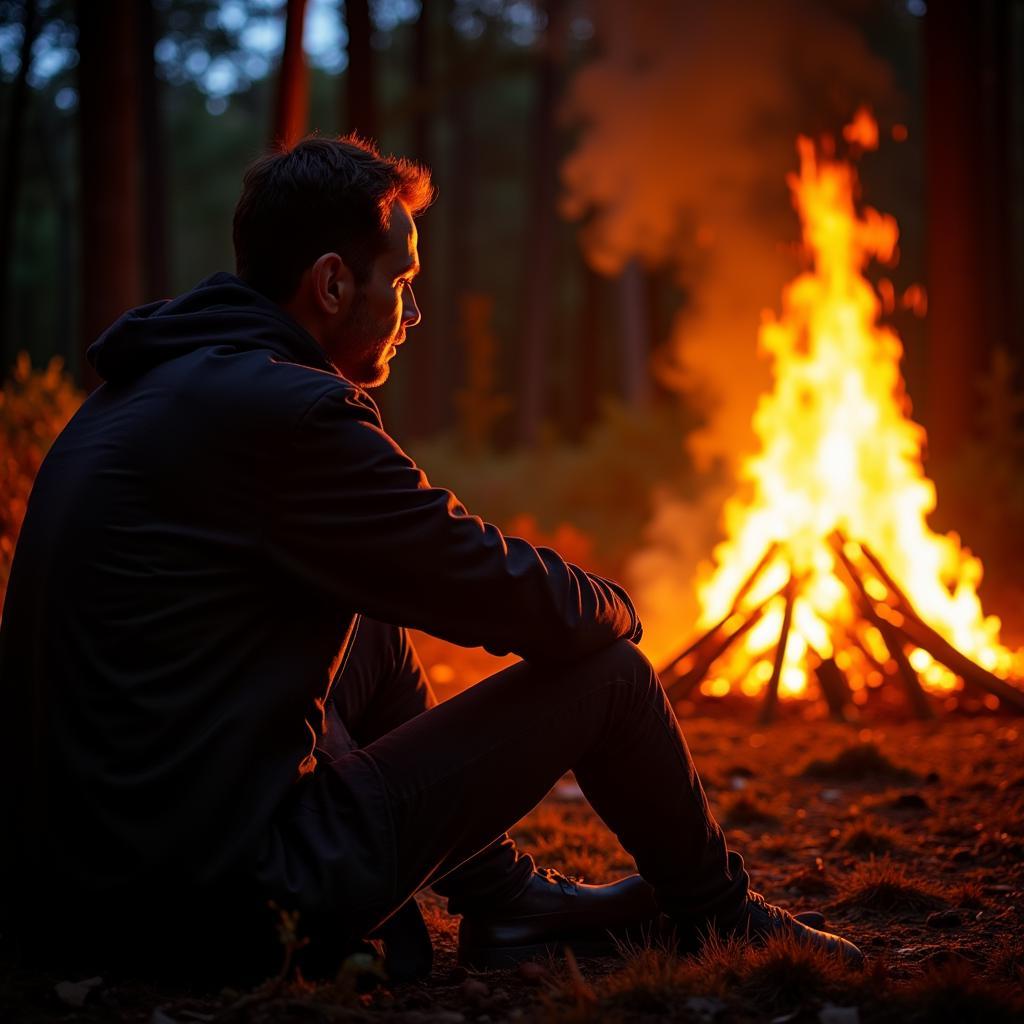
[3,713,1023,1023]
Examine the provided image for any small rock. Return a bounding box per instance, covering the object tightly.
[150,1011,178,1024]
[926,909,962,929]
[820,789,842,803]
[685,995,726,1022]
[949,847,973,863]
[446,965,469,984]
[55,977,103,1008]
[921,949,973,970]
[729,775,749,791]
[460,978,490,1002]
[517,961,549,984]
[819,1006,859,1024]
[924,770,941,784]
[892,792,930,811]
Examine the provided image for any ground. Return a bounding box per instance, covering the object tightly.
[3,714,1023,1023]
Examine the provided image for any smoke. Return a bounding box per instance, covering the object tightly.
[560,0,899,662]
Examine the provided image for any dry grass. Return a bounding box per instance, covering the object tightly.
[541,932,870,1022]
[801,742,917,784]
[835,817,904,855]
[830,857,948,918]
[892,958,1024,1024]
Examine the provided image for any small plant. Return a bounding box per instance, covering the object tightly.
[836,817,903,855]
[739,931,851,1014]
[831,857,947,917]
[895,956,1024,1024]
[801,742,916,783]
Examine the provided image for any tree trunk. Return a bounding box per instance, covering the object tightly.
[405,0,440,436]
[517,0,567,446]
[33,79,76,368]
[0,0,40,378]
[272,0,309,150]
[139,0,170,299]
[924,0,1018,460]
[344,0,377,139]
[617,258,651,408]
[572,253,605,438]
[440,0,478,436]
[77,0,143,391]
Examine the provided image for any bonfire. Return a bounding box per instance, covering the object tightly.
[661,109,1024,722]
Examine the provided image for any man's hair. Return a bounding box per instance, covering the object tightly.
[232,135,434,302]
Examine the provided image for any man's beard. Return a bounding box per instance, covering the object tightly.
[337,292,397,388]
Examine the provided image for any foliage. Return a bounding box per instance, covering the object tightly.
[409,396,708,579]
[0,352,82,608]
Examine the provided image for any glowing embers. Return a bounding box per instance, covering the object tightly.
[661,109,1024,720]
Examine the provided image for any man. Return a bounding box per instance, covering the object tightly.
[0,137,861,983]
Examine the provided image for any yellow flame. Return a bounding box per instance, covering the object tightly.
[695,109,1021,699]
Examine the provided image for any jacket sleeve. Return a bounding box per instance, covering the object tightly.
[269,385,642,664]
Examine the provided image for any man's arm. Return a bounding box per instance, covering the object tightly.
[270,385,642,664]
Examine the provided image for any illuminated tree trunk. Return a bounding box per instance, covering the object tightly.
[517,0,567,446]
[924,0,1018,460]
[344,0,377,139]
[77,0,143,391]
[272,0,309,150]
[0,0,40,378]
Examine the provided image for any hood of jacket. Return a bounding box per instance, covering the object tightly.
[87,272,338,384]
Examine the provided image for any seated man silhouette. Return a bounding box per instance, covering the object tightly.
[0,136,861,982]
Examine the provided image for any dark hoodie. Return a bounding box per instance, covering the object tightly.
[0,273,640,969]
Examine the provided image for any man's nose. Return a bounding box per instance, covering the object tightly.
[402,285,421,327]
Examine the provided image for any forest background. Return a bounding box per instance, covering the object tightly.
[1,0,1023,682]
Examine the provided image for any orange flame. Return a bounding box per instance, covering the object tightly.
[695,109,1021,701]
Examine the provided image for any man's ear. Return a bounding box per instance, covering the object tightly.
[310,252,355,317]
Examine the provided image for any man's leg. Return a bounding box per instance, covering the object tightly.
[326,618,535,911]
[359,640,749,929]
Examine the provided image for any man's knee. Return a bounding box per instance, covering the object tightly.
[573,638,659,693]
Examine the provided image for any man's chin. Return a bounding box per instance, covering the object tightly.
[350,361,391,389]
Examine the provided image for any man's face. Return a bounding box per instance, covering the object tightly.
[329,202,421,388]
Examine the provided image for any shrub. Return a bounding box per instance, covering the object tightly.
[0,353,83,608]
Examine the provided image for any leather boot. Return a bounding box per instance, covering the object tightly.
[707,891,863,967]
[457,868,659,969]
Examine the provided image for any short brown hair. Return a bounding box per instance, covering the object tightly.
[232,134,434,302]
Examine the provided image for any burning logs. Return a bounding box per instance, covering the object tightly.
[661,534,1024,722]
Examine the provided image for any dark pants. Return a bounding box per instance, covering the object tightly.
[310,618,748,936]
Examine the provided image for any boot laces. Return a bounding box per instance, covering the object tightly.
[745,890,791,927]
[540,867,580,894]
